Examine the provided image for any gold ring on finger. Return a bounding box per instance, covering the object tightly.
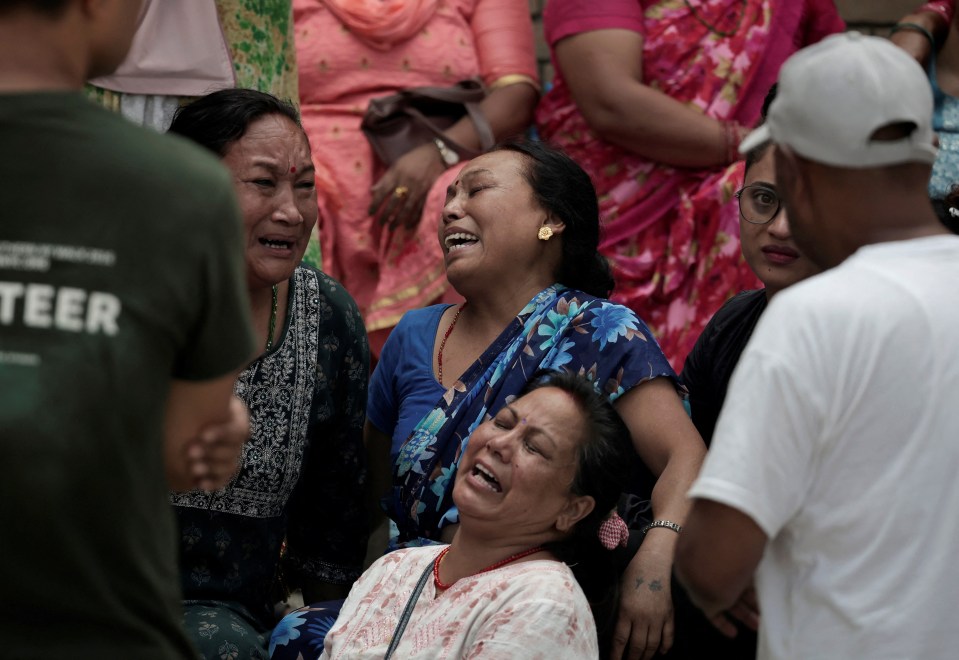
[394,185,409,199]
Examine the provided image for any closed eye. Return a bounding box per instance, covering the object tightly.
[492,407,517,430]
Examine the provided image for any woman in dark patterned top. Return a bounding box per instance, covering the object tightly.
[167,89,370,659]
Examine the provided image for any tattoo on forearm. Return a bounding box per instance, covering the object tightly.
[633,576,664,592]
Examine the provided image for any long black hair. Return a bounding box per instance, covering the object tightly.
[521,371,633,642]
[168,88,302,157]
[493,140,615,298]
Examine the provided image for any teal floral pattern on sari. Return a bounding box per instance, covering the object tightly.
[385,285,681,544]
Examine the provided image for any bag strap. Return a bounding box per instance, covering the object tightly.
[398,79,486,105]
[403,104,493,159]
[401,79,495,158]
[384,558,434,659]
[463,100,495,152]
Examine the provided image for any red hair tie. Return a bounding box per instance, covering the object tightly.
[598,512,629,550]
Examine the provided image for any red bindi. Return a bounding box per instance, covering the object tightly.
[290,166,297,173]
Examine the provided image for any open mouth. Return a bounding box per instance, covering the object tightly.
[444,232,479,252]
[260,238,293,250]
[471,464,502,492]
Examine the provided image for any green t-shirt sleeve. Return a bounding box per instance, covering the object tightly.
[173,180,255,381]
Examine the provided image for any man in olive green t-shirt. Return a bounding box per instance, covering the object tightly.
[0,2,256,657]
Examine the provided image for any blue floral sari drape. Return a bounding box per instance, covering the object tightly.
[385,284,681,545]
[270,285,682,658]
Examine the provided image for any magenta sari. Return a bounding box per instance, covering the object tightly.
[536,0,843,369]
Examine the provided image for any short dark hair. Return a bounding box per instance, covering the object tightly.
[168,88,302,158]
[0,0,69,14]
[744,83,778,173]
[492,140,615,299]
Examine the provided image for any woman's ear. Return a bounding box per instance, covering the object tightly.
[543,213,566,237]
[555,494,595,533]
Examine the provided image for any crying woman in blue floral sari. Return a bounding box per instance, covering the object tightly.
[272,140,706,660]
[385,286,671,543]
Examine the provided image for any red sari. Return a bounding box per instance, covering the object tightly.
[536,0,843,368]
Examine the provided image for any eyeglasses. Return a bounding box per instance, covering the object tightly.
[735,184,783,225]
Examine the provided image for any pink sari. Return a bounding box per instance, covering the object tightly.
[294,0,537,354]
[536,0,843,369]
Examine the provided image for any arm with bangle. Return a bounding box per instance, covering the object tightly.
[611,379,707,659]
[368,0,539,229]
[554,27,746,169]
[890,1,955,64]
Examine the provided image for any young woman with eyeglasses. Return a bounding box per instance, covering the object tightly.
[673,85,820,659]
[733,147,821,302]
[682,83,820,440]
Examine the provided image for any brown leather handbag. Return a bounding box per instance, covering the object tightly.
[360,78,495,166]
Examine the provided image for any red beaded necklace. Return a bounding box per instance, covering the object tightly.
[436,302,466,385]
[432,545,545,591]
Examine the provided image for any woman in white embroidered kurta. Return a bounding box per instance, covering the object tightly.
[320,548,595,658]
[278,372,635,658]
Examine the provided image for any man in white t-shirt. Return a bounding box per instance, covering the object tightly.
[675,32,959,660]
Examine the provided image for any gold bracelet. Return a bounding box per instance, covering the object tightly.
[489,73,540,92]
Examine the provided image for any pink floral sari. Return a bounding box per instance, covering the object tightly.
[294,0,537,356]
[536,0,843,369]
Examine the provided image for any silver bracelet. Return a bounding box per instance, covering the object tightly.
[641,520,683,535]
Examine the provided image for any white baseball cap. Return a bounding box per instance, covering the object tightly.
[739,32,938,168]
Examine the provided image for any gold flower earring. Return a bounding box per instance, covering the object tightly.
[538,226,553,241]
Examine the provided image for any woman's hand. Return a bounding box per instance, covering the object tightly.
[611,543,675,660]
[369,142,446,230]
[610,381,703,657]
[366,81,538,230]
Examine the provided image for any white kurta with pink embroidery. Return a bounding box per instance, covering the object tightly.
[321,546,598,659]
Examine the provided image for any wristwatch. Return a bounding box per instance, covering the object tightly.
[433,137,460,167]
